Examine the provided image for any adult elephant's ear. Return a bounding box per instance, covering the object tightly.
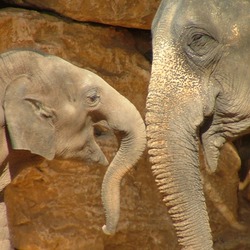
[3,75,56,160]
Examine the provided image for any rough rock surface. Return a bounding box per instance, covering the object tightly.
[0,4,249,250]
[3,0,160,29]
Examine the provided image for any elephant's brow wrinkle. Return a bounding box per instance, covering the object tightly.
[1,56,11,79]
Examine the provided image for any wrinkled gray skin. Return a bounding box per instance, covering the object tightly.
[146,0,250,249]
[0,50,146,249]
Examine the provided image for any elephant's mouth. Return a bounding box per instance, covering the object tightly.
[93,121,119,165]
[93,121,111,137]
[233,134,250,188]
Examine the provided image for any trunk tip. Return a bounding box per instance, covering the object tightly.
[102,225,116,236]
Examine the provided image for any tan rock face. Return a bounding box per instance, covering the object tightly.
[4,0,160,29]
[0,8,150,112]
[1,7,174,250]
[0,5,249,250]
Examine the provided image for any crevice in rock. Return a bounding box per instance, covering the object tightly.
[0,1,139,31]
[0,2,85,24]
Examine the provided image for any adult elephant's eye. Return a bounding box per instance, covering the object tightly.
[184,28,221,68]
[86,89,100,107]
[188,32,217,56]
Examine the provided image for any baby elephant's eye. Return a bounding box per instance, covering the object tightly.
[86,89,100,107]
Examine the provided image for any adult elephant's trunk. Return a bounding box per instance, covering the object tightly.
[98,84,146,235]
[146,36,214,249]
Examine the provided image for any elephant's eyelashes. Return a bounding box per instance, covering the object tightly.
[188,33,215,56]
[86,89,100,107]
[183,28,221,69]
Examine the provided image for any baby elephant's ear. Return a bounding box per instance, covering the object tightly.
[4,76,56,160]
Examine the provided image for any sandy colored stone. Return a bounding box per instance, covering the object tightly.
[0,7,150,114]
[4,0,160,29]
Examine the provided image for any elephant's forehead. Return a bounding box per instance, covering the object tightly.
[77,69,105,89]
[170,0,250,36]
[33,56,107,99]
[178,0,250,16]
[43,58,102,86]
[39,59,84,87]
[43,57,80,76]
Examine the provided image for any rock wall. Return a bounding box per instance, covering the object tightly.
[0,1,249,250]
[4,0,160,29]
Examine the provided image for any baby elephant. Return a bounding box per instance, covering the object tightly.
[0,49,146,249]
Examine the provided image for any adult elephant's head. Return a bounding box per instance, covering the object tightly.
[146,0,250,249]
[0,49,146,233]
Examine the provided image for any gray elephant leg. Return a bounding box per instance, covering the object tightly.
[0,202,12,250]
[0,164,12,250]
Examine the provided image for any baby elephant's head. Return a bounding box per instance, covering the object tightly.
[1,49,146,235]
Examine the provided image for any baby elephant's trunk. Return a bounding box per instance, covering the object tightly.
[99,88,146,235]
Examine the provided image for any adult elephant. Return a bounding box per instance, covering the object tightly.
[146,0,250,249]
[0,49,146,249]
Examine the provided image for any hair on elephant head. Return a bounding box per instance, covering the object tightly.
[0,49,146,244]
[146,0,250,249]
